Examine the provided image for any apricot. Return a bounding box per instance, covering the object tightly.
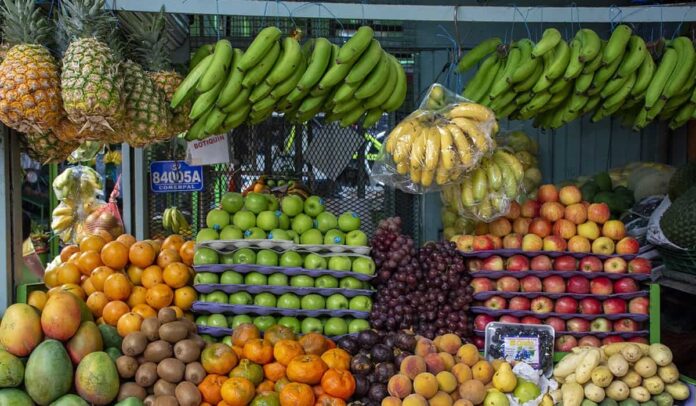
[429,391,454,406]
[399,355,427,380]
[451,363,472,384]
[387,374,413,399]
[434,334,462,355]
[436,371,457,393]
[491,358,505,371]
[382,396,402,406]
[424,353,446,374]
[471,360,494,384]
[456,344,480,367]
[458,380,485,405]
[414,338,437,357]
[439,352,455,371]
[413,372,438,399]
[402,393,428,406]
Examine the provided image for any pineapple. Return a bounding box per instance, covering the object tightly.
[0,0,63,134]
[57,0,124,134]
[22,130,78,164]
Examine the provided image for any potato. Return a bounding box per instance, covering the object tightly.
[608,354,629,378]
[605,380,629,401]
[565,373,577,384]
[620,370,642,388]
[561,382,584,406]
[576,349,601,384]
[634,357,657,378]
[642,376,665,395]
[620,344,642,363]
[657,363,680,384]
[583,382,606,403]
[648,344,673,367]
[603,342,649,357]
[591,366,614,388]
[630,386,650,402]
[665,381,690,400]
[555,351,586,379]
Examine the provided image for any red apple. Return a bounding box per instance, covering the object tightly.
[603,298,627,314]
[520,276,543,292]
[530,297,554,314]
[484,296,507,310]
[628,257,651,274]
[499,315,521,324]
[530,255,553,271]
[579,256,603,272]
[555,297,579,314]
[590,277,613,295]
[521,200,541,218]
[613,277,639,293]
[538,184,559,203]
[513,217,533,235]
[602,220,626,241]
[474,314,495,330]
[591,317,612,332]
[544,316,566,332]
[473,336,485,349]
[567,317,591,332]
[471,277,496,293]
[555,335,578,352]
[553,219,577,240]
[628,297,649,314]
[489,235,503,249]
[541,202,566,223]
[592,237,616,255]
[603,257,627,273]
[568,235,592,253]
[602,336,625,345]
[554,255,578,271]
[496,276,520,292]
[579,298,602,315]
[529,218,552,238]
[482,255,505,271]
[565,203,588,225]
[509,296,531,311]
[489,217,512,237]
[473,235,495,251]
[567,276,591,294]
[506,201,521,220]
[578,336,601,347]
[578,221,601,240]
[502,233,523,250]
[521,234,543,251]
[467,258,483,272]
[559,185,583,206]
[506,255,530,271]
[542,276,566,293]
[588,203,611,224]
[520,316,542,325]
[475,223,489,235]
[616,237,640,255]
[543,235,567,252]
[614,318,639,332]
[628,337,648,344]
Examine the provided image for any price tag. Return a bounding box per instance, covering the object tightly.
[150,160,204,193]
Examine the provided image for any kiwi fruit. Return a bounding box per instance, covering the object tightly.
[184,362,206,385]
[190,335,206,350]
[141,317,161,341]
[153,395,179,406]
[116,355,139,379]
[144,395,156,406]
[158,308,177,324]
[144,340,173,363]
[159,322,189,344]
[173,339,201,363]
[118,382,147,401]
[137,355,147,364]
[181,318,197,335]
[135,362,159,387]
[153,379,177,396]
[157,358,185,383]
[175,382,201,406]
[123,332,148,357]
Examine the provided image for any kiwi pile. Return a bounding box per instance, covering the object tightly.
[116,308,206,406]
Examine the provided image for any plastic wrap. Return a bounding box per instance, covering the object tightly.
[84,176,124,240]
[50,165,107,243]
[371,83,498,193]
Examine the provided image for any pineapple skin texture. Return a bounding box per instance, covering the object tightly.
[0,44,63,133]
[149,70,191,135]
[23,129,78,164]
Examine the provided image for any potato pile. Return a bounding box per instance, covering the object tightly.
[116,308,205,406]
[554,342,690,406]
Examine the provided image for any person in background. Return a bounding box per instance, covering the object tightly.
[21,211,44,282]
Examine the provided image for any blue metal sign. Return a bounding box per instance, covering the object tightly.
[150,160,203,193]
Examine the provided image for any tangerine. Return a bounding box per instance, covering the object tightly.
[92,228,114,243]
[220,377,255,406]
[286,355,328,385]
[157,248,182,269]
[57,262,82,285]
[174,286,197,311]
[90,266,115,291]
[86,291,109,317]
[263,362,286,382]
[163,262,190,288]
[100,241,129,269]
[162,234,185,252]
[242,339,274,365]
[102,300,129,326]
[44,269,59,288]
[60,245,80,262]
[116,234,137,249]
[81,277,96,296]
[273,340,305,367]
[127,265,144,286]
[76,250,103,275]
[279,382,315,406]
[179,241,195,266]
[79,235,107,252]
[129,241,156,268]
[128,286,148,307]
[141,265,163,288]
[103,272,132,301]
[60,283,85,300]
[117,311,144,336]
[131,304,157,319]
[145,283,174,309]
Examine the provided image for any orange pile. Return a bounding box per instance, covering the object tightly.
[44,233,197,336]
[198,323,355,406]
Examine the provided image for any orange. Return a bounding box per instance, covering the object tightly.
[145,283,174,309]
[286,355,328,385]
[129,241,156,268]
[179,241,195,266]
[157,248,182,269]
[242,339,274,365]
[77,250,103,276]
[220,377,255,406]
[131,303,157,319]
[102,300,129,326]
[86,291,109,317]
[263,362,287,382]
[60,245,80,262]
[79,235,107,253]
[27,290,48,311]
[116,234,137,249]
[148,239,163,253]
[279,382,315,406]
[127,265,144,286]
[44,269,59,288]
[92,228,114,243]
[162,234,185,252]
[174,286,197,311]
[103,272,132,301]
[60,283,86,300]
[117,311,144,336]
[128,286,148,307]
[100,241,129,270]
[81,277,97,296]
[141,265,163,288]
[90,266,115,291]
[57,262,82,285]
[273,340,305,367]
[163,262,190,288]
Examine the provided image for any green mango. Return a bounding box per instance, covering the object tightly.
[594,171,613,192]
[581,180,599,201]
[97,324,122,349]
[74,352,119,405]
[105,347,122,362]
[115,397,144,406]
[49,394,89,406]
[652,392,674,406]
[0,388,34,405]
[0,349,24,387]
[24,340,73,405]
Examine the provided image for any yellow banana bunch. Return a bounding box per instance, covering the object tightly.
[162,207,190,234]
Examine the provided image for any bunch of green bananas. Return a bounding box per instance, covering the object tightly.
[459,25,696,130]
[162,207,190,234]
[171,26,407,141]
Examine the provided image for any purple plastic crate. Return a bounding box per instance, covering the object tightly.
[470,306,649,321]
[194,283,373,297]
[197,324,360,339]
[474,329,648,338]
[473,291,648,301]
[194,263,375,281]
[470,269,651,281]
[197,239,371,255]
[192,301,369,319]
[459,249,637,261]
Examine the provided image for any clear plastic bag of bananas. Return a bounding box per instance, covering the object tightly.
[52,165,104,201]
[51,165,107,243]
[371,83,498,193]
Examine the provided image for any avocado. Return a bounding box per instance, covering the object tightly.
[582,400,599,406]
[619,400,639,406]
[639,401,657,406]
[594,171,613,192]
[581,181,599,202]
[600,400,619,406]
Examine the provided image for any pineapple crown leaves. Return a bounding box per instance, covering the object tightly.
[56,0,118,52]
[121,6,171,71]
[0,0,53,46]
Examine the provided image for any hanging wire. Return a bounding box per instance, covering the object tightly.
[511,5,533,40]
[291,2,344,36]
[572,3,582,30]
[671,6,692,40]
[215,0,221,41]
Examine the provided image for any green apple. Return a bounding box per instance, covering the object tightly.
[220,271,244,284]
[230,315,253,328]
[206,291,228,304]
[244,272,267,285]
[277,213,290,230]
[220,253,236,265]
[254,293,277,307]
[323,229,345,245]
[324,317,348,336]
[304,253,327,270]
[301,317,323,334]
[281,195,304,217]
[256,249,279,266]
[257,210,279,231]
[268,273,288,286]
[194,272,219,284]
[351,257,376,276]
[290,275,314,287]
[348,319,371,334]
[196,228,220,242]
[339,277,363,289]
[253,316,276,332]
[268,229,291,241]
[346,230,368,246]
[315,275,338,288]
[301,294,325,310]
[207,314,228,328]
[222,336,233,346]
[229,292,253,305]
[266,195,279,211]
[277,316,301,334]
[349,295,372,312]
[194,248,219,265]
[198,294,206,302]
[221,192,245,214]
[244,227,266,239]
[301,229,323,245]
[277,293,300,309]
[303,196,325,217]
[328,256,351,271]
[279,251,303,267]
[315,212,338,233]
[195,315,208,326]
[326,294,348,310]
[292,214,314,235]
[244,192,269,214]
[200,335,216,344]
[219,225,243,240]
[233,210,256,230]
[206,209,230,230]
[233,248,256,264]
[338,211,361,232]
